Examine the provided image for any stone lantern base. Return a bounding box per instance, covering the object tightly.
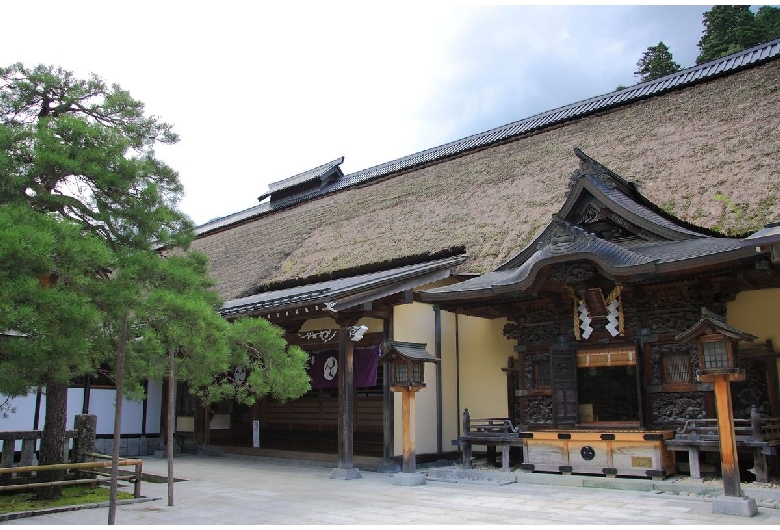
[712,496,757,517]
[392,472,426,486]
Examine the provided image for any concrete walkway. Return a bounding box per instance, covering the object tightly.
[5,454,780,525]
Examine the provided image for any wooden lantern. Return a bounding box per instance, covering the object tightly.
[676,310,756,501]
[676,309,754,379]
[379,341,439,476]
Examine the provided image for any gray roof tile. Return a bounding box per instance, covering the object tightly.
[221,254,465,315]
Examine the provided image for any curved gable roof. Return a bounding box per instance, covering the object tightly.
[421,152,756,303]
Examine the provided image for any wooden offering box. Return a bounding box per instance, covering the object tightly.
[521,429,676,479]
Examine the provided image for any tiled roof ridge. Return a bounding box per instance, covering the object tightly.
[267,156,344,193]
[195,38,780,236]
[344,38,780,185]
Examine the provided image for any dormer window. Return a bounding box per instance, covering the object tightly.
[258,156,344,205]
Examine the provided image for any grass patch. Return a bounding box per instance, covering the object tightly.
[0,484,133,514]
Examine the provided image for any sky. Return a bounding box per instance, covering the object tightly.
[1,2,716,226]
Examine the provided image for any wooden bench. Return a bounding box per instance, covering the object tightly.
[453,409,526,471]
[665,405,780,482]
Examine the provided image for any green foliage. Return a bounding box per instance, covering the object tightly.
[635,42,681,82]
[0,204,114,395]
[0,485,133,514]
[757,6,780,39]
[0,64,310,490]
[97,249,310,404]
[0,63,192,250]
[696,6,780,64]
[217,318,310,405]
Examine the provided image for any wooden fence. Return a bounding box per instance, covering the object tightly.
[0,414,143,497]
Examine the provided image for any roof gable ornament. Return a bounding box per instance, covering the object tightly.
[538,216,597,254]
[566,148,639,199]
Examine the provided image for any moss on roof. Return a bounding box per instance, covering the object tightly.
[192,61,780,301]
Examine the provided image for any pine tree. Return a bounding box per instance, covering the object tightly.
[696,5,765,64]
[756,6,780,43]
[0,63,310,501]
[635,42,681,83]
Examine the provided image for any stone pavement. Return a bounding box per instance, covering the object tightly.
[5,454,780,525]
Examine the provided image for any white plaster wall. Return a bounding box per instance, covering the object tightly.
[1,382,162,440]
[145,380,163,434]
[1,393,42,449]
[392,301,439,456]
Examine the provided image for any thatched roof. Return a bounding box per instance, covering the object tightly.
[421,149,761,305]
[191,41,780,302]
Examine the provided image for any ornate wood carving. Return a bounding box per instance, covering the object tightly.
[649,342,699,386]
[525,309,561,324]
[505,299,570,324]
[526,396,553,424]
[504,322,560,344]
[550,263,595,285]
[649,312,700,335]
[578,203,603,225]
[733,360,772,417]
[553,354,574,380]
[625,316,643,334]
[650,392,705,427]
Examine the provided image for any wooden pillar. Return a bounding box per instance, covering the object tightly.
[401,388,416,473]
[204,404,211,446]
[82,375,92,414]
[379,318,399,472]
[33,387,42,431]
[767,357,780,417]
[711,374,742,497]
[338,325,354,469]
[433,305,442,455]
[330,319,361,479]
[751,405,768,483]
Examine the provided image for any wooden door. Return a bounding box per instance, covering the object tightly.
[550,344,578,425]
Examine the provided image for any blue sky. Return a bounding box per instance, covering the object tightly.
[2,3,714,225]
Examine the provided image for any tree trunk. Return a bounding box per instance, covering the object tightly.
[167,346,175,506]
[108,311,128,525]
[159,377,168,452]
[36,378,68,499]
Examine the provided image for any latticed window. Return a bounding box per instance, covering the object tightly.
[663,352,691,383]
[702,341,729,369]
[392,363,423,384]
[412,363,422,382]
[534,360,551,387]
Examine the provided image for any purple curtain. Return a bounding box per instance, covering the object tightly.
[307,346,381,389]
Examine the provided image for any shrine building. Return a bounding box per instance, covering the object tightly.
[177,39,780,480]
